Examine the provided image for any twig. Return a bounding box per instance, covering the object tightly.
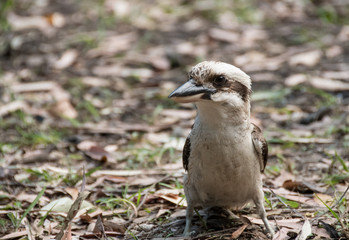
[266,186,305,220]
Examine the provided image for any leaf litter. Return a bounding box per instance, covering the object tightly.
[1,0,349,239]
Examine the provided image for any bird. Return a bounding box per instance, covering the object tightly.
[168,61,275,237]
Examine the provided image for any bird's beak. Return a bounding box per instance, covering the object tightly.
[168,79,216,103]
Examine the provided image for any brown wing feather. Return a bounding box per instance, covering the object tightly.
[183,136,191,171]
[251,123,268,172]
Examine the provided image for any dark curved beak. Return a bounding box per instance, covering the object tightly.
[168,79,216,103]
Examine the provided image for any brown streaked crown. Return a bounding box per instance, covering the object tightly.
[189,61,252,102]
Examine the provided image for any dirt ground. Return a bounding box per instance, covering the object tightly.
[0,0,349,239]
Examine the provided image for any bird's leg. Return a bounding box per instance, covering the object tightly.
[253,196,275,238]
[225,209,239,219]
[183,202,194,236]
[203,207,211,222]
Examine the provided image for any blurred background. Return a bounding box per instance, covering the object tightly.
[0,0,349,239]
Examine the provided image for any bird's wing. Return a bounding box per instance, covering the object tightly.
[251,123,268,173]
[183,135,191,171]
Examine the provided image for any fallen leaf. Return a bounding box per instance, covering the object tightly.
[283,180,313,194]
[53,49,78,69]
[45,12,65,28]
[234,51,266,66]
[41,197,93,215]
[10,81,58,93]
[65,188,79,201]
[7,13,54,36]
[92,167,181,178]
[87,32,137,58]
[337,25,349,41]
[231,224,248,239]
[272,227,290,240]
[280,136,333,144]
[322,70,349,80]
[289,50,322,67]
[296,219,312,240]
[309,77,349,91]
[0,101,28,117]
[0,231,27,240]
[313,193,334,205]
[325,45,343,58]
[104,219,127,233]
[52,99,78,119]
[155,189,187,207]
[285,74,307,86]
[273,170,295,187]
[81,77,111,87]
[93,215,107,239]
[128,176,161,186]
[85,146,111,162]
[160,109,196,119]
[208,28,239,43]
[16,191,50,206]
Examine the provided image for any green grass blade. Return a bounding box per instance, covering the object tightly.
[315,194,340,221]
[18,187,46,230]
[335,152,348,172]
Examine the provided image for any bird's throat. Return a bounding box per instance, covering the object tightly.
[195,102,250,129]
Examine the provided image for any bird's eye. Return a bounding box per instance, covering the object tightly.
[213,75,227,87]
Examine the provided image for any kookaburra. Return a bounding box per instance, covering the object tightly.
[168,61,275,237]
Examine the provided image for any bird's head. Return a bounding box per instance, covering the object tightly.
[169,61,251,108]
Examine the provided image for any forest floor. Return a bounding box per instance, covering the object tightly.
[1,0,349,239]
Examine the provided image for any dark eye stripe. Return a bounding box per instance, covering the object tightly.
[228,81,251,102]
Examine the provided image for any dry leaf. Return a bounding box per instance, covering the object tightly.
[0,101,28,117]
[41,197,93,215]
[52,99,78,119]
[84,145,112,162]
[273,227,290,240]
[285,74,307,86]
[87,32,137,58]
[231,224,248,239]
[0,231,27,240]
[281,136,333,144]
[322,70,349,80]
[337,25,349,41]
[10,81,58,93]
[45,12,65,28]
[289,50,322,67]
[325,45,343,58]
[53,49,78,69]
[65,188,79,201]
[313,193,334,205]
[155,189,187,207]
[16,191,50,206]
[128,176,161,186]
[309,77,349,91]
[282,180,313,193]
[296,219,312,240]
[273,170,295,187]
[208,28,239,43]
[160,109,196,119]
[81,77,111,87]
[93,215,107,239]
[234,51,266,66]
[7,13,54,36]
